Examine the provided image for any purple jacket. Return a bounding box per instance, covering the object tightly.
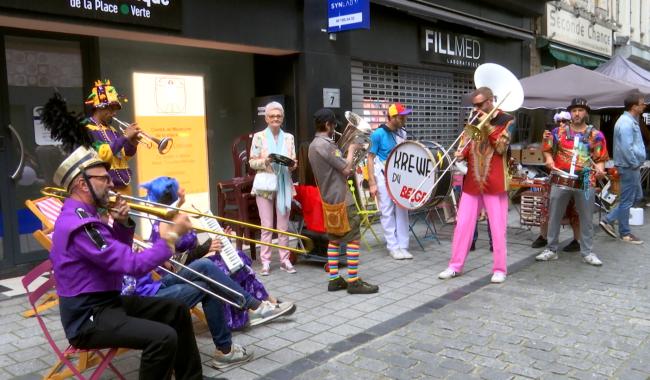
[50,198,172,297]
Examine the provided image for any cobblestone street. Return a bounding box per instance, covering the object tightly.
[1,208,648,379]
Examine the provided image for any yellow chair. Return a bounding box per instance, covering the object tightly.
[348,179,380,250]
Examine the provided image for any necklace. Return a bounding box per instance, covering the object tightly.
[90,117,131,186]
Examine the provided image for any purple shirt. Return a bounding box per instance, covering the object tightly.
[51,198,173,297]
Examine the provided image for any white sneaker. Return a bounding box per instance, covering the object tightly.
[399,248,413,259]
[491,272,506,283]
[535,249,558,261]
[438,268,460,279]
[583,253,602,266]
[389,249,403,260]
[249,300,296,327]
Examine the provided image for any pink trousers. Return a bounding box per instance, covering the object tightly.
[448,192,508,274]
[256,195,291,266]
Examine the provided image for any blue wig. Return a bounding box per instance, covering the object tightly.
[140,176,179,205]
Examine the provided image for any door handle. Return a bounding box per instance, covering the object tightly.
[8,124,25,180]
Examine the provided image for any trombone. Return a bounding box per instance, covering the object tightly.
[407,94,511,208]
[132,239,247,309]
[113,117,174,155]
[41,187,314,255]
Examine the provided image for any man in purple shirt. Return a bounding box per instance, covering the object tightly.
[50,146,204,379]
[84,80,141,193]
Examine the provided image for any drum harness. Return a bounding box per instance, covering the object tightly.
[559,124,595,198]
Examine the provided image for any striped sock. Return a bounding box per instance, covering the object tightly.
[327,242,340,280]
[346,240,360,282]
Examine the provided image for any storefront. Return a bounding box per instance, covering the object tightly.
[538,2,614,70]
[0,0,301,275]
[0,0,545,275]
[294,0,544,149]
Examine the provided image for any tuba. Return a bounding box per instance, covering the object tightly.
[336,111,372,166]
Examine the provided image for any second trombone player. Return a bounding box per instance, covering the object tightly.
[438,86,514,284]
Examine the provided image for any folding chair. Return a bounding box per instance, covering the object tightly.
[22,197,63,318]
[348,179,380,250]
[22,260,126,380]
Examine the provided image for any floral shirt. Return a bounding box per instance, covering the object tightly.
[542,125,609,183]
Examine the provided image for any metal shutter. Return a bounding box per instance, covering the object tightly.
[351,60,474,147]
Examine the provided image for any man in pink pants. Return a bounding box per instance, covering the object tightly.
[438,87,514,284]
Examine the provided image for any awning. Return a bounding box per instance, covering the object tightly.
[548,43,609,68]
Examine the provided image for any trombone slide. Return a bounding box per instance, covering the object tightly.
[132,239,247,309]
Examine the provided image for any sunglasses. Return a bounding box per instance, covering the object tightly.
[86,174,112,183]
[472,99,490,108]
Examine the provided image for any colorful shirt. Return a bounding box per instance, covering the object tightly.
[460,111,513,195]
[86,119,137,188]
[542,124,609,178]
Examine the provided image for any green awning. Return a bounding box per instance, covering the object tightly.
[548,43,608,68]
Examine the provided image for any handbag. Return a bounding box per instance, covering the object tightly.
[321,201,351,236]
[252,172,277,192]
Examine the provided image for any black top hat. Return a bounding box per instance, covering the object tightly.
[567,97,590,112]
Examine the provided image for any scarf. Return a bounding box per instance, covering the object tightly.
[265,127,292,215]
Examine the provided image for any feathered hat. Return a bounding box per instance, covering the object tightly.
[85,79,127,109]
[40,92,93,154]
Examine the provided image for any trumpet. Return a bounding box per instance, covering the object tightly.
[41,187,314,255]
[113,117,173,155]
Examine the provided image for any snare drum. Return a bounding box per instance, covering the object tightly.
[384,140,453,210]
[549,170,581,190]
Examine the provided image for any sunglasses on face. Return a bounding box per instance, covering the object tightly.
[472,99,490,108]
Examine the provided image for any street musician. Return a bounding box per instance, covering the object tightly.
[49,146,205,379]
[438,87,513,284]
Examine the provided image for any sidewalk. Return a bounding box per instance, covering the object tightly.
[0,207,644,379]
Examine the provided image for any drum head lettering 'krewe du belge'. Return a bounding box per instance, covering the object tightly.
[385,140,452,210]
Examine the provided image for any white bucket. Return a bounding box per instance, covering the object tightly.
[629,208,644,226]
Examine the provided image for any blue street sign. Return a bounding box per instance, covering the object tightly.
[327,0,370,33]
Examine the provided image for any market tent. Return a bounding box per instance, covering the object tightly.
[519,64,650,110]
[595,55,650,91]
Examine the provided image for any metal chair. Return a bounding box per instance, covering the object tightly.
[22,260,126,380]
[347,179,380,250]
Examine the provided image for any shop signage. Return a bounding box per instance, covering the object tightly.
[0,0,181,30]
[327,0,370,33]
[545,4,612,56]
[420,27,484,69]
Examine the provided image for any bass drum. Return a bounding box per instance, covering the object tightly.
[384,140,453,210]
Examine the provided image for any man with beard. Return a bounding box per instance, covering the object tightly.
[84,80,141,194]
[49,146,208,379]
[308,109,379,294]
[367,103,413,260]
[536,98,609,266]
[438,87,513,283]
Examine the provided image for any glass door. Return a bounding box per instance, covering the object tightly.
[0,33,85,270]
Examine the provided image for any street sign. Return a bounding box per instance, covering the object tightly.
[327,0,370,33]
